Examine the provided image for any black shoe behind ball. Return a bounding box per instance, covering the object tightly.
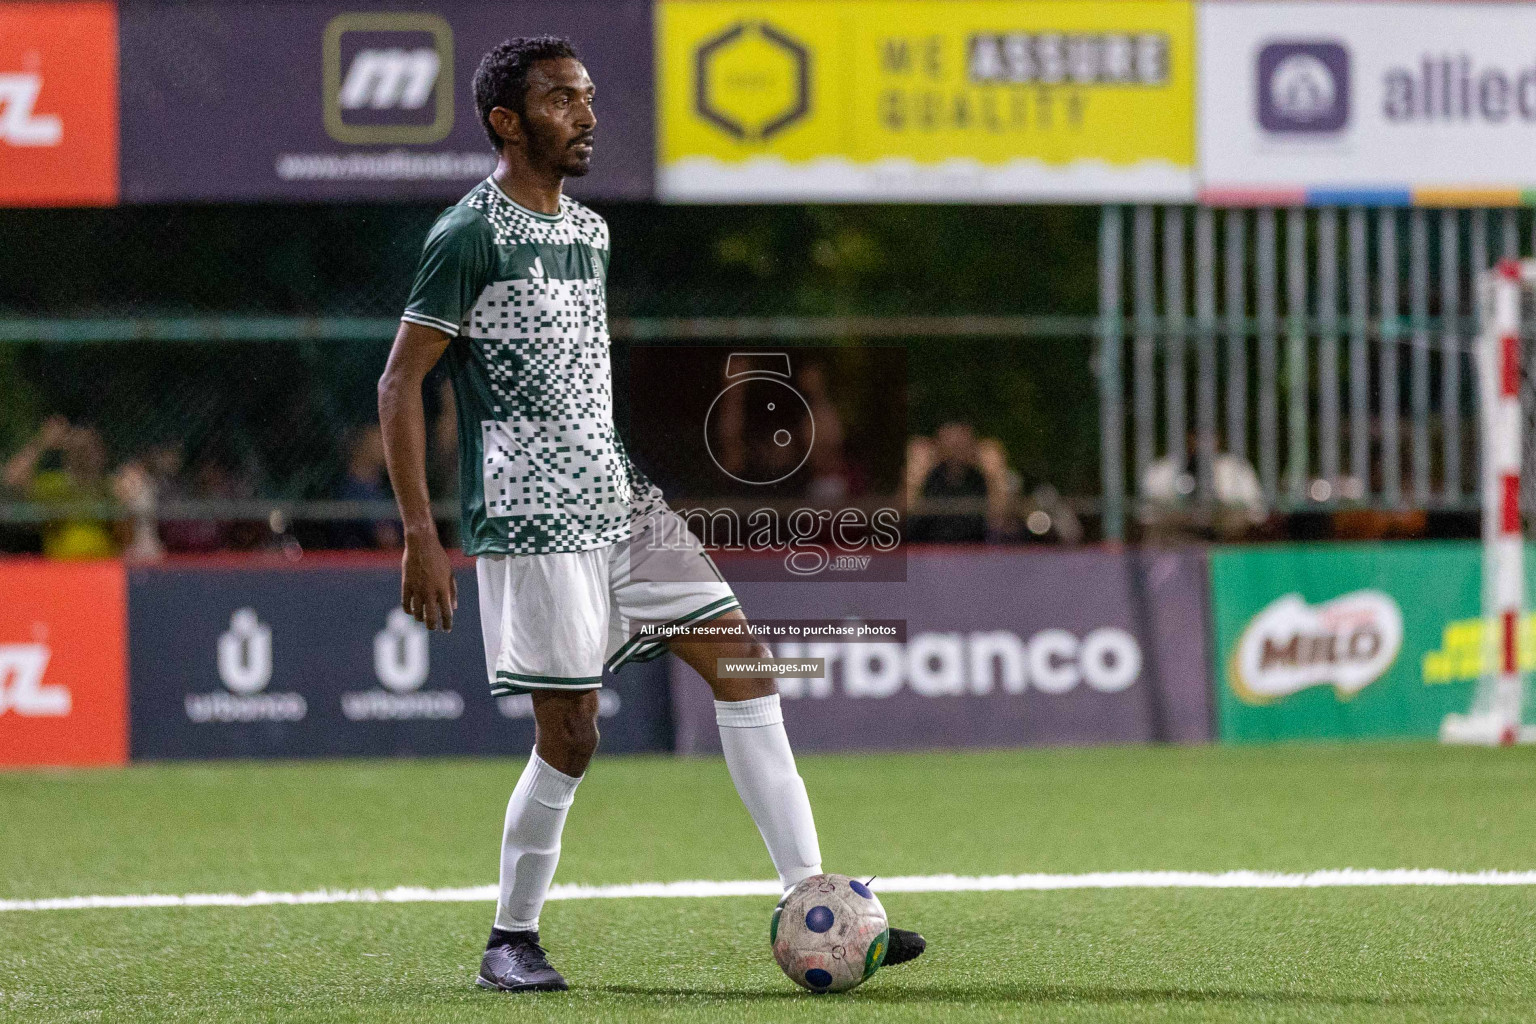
[476,931,568,992]
[883,927,926,966]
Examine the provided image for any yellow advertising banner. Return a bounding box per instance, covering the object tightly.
[658,0,1195,201]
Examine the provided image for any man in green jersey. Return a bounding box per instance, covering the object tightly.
[379,36,924,991]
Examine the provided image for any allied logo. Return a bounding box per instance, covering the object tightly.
[0,74,60,146]
[186,609,307,722]
[322,12,454,146]
[1257,41,1350,134]
[695,21,811,142]
[0,643,68,716]
[1230,591,1402,704]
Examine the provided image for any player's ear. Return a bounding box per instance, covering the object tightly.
[487,106,522,147]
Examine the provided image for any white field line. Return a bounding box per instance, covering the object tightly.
[7,869,1536,914]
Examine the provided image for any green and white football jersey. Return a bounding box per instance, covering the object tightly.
[402,178,663,556]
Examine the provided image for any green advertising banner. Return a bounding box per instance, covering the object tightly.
[1210,542,1513,743]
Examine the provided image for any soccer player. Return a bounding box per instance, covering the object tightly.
[378,37,925,992]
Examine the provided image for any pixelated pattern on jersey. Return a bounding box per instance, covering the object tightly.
[470,276,608,420]
[453,181,662,555]
[482,418,660,554]
[464,183,610,250]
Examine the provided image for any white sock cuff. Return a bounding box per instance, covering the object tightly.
[525,751,582,809]
[499,914,540,932]
[714,693,783,728]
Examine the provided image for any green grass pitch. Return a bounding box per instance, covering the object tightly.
[4,743,1536,1022]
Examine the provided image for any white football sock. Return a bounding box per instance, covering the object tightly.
[493,750,581,932]
[715,694,823,889]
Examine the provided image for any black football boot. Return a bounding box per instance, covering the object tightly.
[882,927,927,966]
[476,930,569,992]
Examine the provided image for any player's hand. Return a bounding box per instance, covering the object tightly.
[401,531,457,632]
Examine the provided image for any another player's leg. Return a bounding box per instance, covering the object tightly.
[478,690,598,993]
[669,613,925,966]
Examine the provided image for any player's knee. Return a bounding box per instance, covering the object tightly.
[704,641,779,701]
[533,691,601,764]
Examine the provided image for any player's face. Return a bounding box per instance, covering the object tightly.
[521,58,596,178]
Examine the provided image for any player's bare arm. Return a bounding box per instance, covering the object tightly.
[378,320,457,632]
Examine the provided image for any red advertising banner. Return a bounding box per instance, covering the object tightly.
[0,560,128,766]
[0,2,119,206]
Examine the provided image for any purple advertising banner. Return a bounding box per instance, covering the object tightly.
[127,561,673,760]
[119,1,653,202]
[672,548,1213,753]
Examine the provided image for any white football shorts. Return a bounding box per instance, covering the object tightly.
[477,510,740,695]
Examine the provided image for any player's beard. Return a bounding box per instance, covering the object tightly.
[532,121,594,179]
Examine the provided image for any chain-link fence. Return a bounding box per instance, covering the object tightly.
[0,203,1105,555]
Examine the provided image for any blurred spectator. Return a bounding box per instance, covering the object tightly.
[909,422,988,543]
[333,424,401,549]
[1140,435,1266,543]
[160,450,258,553]
[976,437,1021,540]
[110,441,190,561]
[1329,417,1427,540]
[976,437,1083,545]
[797,363,865,504]
[904,435,936,510]
[2,416,118,559]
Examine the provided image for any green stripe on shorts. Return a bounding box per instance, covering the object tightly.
[491,671,603,697]
[605,596,742,672]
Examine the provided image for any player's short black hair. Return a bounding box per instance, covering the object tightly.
[473,36,580,148]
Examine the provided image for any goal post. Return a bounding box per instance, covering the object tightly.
[1442,258,1536,746]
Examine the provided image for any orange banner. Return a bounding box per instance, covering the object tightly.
[0,560,128,766]
[0,1,119,206]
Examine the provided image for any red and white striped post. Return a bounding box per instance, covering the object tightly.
[1487,259,1525,744]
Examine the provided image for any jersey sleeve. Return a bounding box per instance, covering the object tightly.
[401,206,496,337]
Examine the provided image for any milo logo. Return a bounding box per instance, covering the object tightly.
[1230,591,1403,704]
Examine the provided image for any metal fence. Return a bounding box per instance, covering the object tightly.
[1097,205,1536,541]
[0,202,1111,552]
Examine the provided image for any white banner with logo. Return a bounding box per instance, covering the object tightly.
[1199,1,1536,201]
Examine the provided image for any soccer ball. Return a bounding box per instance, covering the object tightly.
[770,873,889,993]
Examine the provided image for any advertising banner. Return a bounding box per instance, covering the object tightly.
[0,1,118,206]
[1199,1,1536,205]
[671,548,1213,753]
[657,0,1196,202]
[118,1,653,203]
[0,560,128,766]
[127,562,672,759]
[1209,542,1498,742]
